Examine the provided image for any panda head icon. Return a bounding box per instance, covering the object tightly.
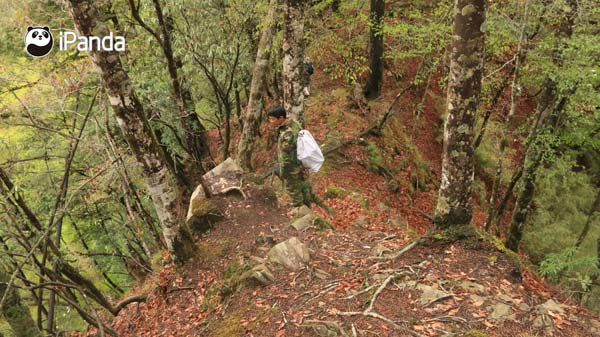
[25,26,53,57]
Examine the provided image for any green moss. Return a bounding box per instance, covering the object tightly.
[223,259,247,281]
[405,226,420,239]
[196,243,219,262]
[363,141,385,172]
[323,185,350,199]
[486,255,498,265]
[462,330,488,337]
[331,87,349,100]
[350,192,370,209]
[195,240,233,264]
[471,178,487,207]
[313,216,334,231]
[211,313,245,337]
[461,4,477,16]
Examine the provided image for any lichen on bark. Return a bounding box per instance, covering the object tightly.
[66,0,196,263]
[433,0,486,230]
[283,0,307,123]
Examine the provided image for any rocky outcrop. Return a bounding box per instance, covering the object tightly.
[203,157,244,197]
[186,158,244,232]
[186,184,218,232]
[267,237,311,271]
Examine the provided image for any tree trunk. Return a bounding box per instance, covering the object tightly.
[283,0,307,123]
[0,268,42,337]
[331,0,340,12]
[432,0,486,229]
[153,0,208,168]
[66,0,195,264]
[575,189,600,248]
[237,0,279,171]
[363,0,385,99]
[484,1,530,232]
[505,0,577,251]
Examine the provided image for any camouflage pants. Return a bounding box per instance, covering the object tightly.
[284,174,313,207]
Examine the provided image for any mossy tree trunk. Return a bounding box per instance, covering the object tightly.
[576,189,600,248]
[237,0,279,171]
[66,0,195,264]
[504,83,555,251]
[363,0,385,99]
[505,0,577,252]
[432,0,486,229]
[0,268,41,337]
[283,0,306,123]
[483,1,530,233]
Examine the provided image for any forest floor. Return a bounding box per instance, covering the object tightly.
[84,63,599,337]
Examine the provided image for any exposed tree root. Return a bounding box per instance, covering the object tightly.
[368,239,422,260]
[336,270,424,337]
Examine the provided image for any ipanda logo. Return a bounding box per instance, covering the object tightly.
[25,27,53,57]
[25,26,125,57]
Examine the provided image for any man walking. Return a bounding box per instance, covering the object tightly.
[268,106,314,207]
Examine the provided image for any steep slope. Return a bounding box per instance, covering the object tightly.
[76,53,599,337]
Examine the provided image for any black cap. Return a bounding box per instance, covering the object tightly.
[267,105,286,118]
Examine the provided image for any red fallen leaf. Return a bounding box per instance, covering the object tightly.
[275,329,286,337]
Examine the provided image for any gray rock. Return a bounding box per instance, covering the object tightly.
[518,302,531,312]
[459,280,486,294]
[469,294,487,306]
[203,157,244,196]
[497,293,515,304]
[291,205,313,218]
[488,302,512,320]
[532,313,555,336]
[267,237,310,271]
[416,284,448,306]
[301,320,345,337]
[538,299,565,314]
[241,264,275,285]
[186,184,217,232]
[291,213,316,231]
[530,299,567,336]
[255,234,276,246]
[291,214,333,231]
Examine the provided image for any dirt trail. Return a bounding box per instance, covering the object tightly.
[103,178,599,337]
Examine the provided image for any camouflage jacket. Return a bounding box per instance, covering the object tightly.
[277,119,303,178]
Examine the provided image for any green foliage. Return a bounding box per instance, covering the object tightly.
[308,0,369,84]
[539,247,597,284]
[323,185,350,199]
[363,141,384,172]
[385,0,453,60]
[523,154,598,263]
[474,121,515,184]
